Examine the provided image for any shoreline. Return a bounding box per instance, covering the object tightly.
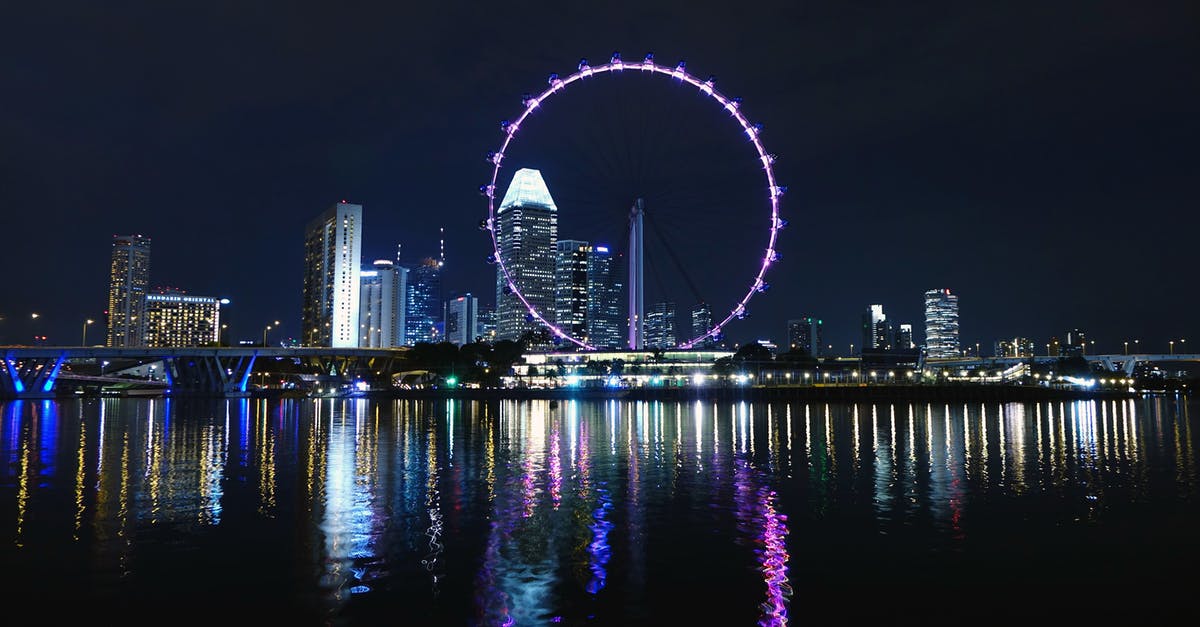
[343,384,1147,403]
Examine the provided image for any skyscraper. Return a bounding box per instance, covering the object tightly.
[555,239,590,342]
[897,324,914,350]
[691,302,715,348]
[302,201,362,348]
[494,168,557,343]
[406,257,442,344]
[645,301,676,349]
[787,317,823,356]
[861,304,888,352]
[106,235,151,347]
[924,288,960,359]
[586,244,623,349]
[359,259,407,348]
[143,290,221,347]
[477,303,497,344]
[445,294,479,346]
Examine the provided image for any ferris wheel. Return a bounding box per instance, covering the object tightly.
[480,52,787,350]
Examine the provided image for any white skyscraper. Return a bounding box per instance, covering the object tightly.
[359,259,407,348]
[494,168,557,343]
[924,288,960,359]
[303,201,362,348]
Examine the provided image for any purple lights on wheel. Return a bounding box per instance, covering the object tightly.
[485,53,783,350]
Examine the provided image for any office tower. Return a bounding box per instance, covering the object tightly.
[359,259,407,348]
[1065,328,1087,356]
[586,244,623,349]
[302,201,363,348]
[897,324,914,350]
[445,294,479,346]
[994,337,1035,358]
[691,302,715,348]
[555,239,590,342]
[406,257,442,344]
[924,288,960,359]
[494,168,558,343]
[106,234,151,347]
[143,290,221,347]
[787,316,823,356]
[644,301,676,349]
[861,304,888,351]
[477,303,497,343]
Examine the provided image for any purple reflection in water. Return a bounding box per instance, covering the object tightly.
[735,458,791,626]
[550,424,562,509]
[587,485,614,595]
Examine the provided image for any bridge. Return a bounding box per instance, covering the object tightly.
[1,346,408,399]
[923,353,1200,377]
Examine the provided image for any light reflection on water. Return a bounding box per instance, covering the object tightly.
[0,396,1196,624]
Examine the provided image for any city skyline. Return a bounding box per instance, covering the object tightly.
[2,1,1197,354]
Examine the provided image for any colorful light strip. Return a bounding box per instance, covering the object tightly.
[485,54,783,350]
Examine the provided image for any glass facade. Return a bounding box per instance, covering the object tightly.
[495,168,557,343]
[406,257,442,344]
[787,316,823,356]
[924,288,960,359]
[691,302,714,348]
[645,301,676,349]
[445,294,479,346]
[106,234,151,347]
[586,245,623,349]
[554,240,590,343]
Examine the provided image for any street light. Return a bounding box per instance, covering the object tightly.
[1170,340,1174,355]
[263,322,278,347]
[1123,341,1128,355]
[82,319,94,346]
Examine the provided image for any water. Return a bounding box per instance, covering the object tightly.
[2,396,1196,625]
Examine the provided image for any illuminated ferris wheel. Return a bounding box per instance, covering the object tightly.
[480,52,787,350]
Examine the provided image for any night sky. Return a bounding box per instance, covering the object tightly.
[2,1,1197,354]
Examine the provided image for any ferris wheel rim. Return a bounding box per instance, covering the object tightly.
[483,54,784,351]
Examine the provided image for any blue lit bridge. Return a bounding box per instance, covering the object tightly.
[1,347,408,399]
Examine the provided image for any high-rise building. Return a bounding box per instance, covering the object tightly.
[143,290,221,347]
[359,259,407,348]
[302,201,362,348]
[555,239,590,342]
[897,324,914,350]
[586,244,623,349]
[924,289,960,359]
[994,337,1035,358]
[787,317,823,356]
[406,257,443,344]
[494,168,557,343]
[861,304,888,351]
[645,301,676,349]
[691,302,715,348]
[445,294,479,346]
[106,234,151,347]
[477,303,497,343]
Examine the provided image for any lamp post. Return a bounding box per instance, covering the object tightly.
[82,319,94,346]
[1123,341,1128,355]
[31,312,41,345]
[1170,340,1174,355]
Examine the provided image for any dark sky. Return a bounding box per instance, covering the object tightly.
[2,0,1197,354]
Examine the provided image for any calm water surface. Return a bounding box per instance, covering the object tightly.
[2,396,1197,625]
